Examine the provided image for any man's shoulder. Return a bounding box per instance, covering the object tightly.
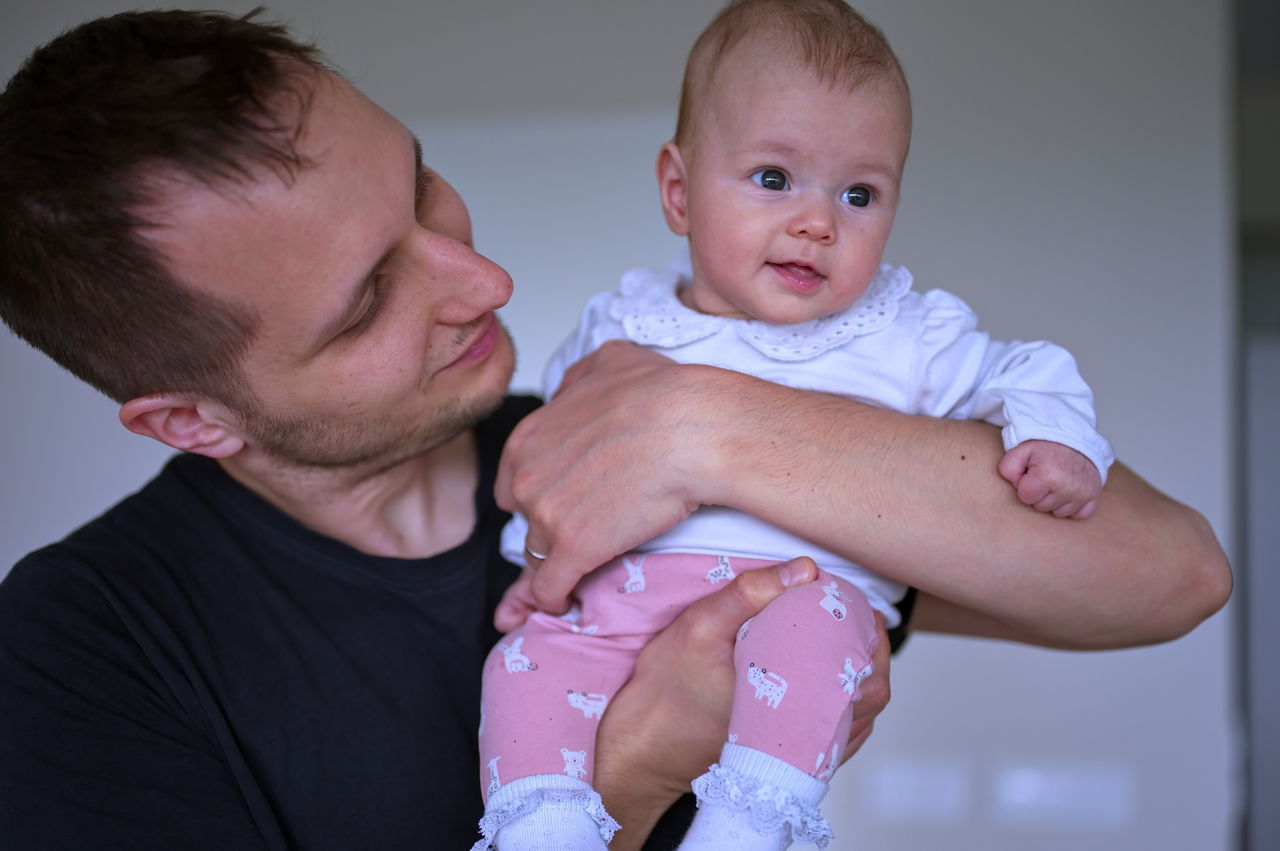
[2,453,226,595]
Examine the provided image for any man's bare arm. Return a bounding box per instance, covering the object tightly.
[497,343,1230,648]
[896,462,1229,649]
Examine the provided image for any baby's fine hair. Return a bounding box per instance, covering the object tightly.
[674,0,908,147]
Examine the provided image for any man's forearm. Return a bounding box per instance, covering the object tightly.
[694,368,1231,648]
[500,345,1230,646]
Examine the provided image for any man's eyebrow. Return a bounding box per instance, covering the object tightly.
[413,135,434,205]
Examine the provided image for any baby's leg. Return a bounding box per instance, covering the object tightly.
[684,571,879,850]
[474,609,633,851]
[474,553,707,850]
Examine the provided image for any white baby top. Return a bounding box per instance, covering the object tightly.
[502,258,1114,626]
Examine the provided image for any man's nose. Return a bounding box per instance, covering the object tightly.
[421,235,514,324]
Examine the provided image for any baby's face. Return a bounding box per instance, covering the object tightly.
[670,47,910,324]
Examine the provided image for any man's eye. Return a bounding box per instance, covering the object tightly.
[345,276,390,337]
[842,185,873,207]
[750,168,789,191]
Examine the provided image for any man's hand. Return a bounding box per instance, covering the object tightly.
[593,558,892,849]
[998,439,1102,519]
[496,342,723,613]
[493,571,539,633]
[841,610,891,764]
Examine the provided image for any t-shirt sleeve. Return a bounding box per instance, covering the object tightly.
[886,586,917,654]
[0,555,271,850]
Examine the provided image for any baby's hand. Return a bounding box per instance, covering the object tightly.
[997,439,1102,519]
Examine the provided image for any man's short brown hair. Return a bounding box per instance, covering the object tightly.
[0,8,326,405]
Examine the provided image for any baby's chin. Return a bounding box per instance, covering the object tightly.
[749,296,862,326]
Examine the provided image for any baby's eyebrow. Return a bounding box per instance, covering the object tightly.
[746,140,805,159]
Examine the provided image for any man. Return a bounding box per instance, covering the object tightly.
[0,9,1228,850]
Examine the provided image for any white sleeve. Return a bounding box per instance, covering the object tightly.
[539,290,625,399]
[909,289,1115,481]
[499,513,530,568]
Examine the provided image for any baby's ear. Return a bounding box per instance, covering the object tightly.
[119,393,245,458]
[656,141,691,237]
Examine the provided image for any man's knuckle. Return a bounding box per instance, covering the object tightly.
[730,573,772,610]
[510,467,539,499]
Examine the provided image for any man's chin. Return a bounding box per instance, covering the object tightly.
[238,387,504,474]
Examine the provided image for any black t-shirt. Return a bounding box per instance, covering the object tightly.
[0,394,913,849]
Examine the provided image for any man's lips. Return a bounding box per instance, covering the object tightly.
[443,313,499,370]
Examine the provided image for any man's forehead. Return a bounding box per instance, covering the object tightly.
[135,75,421,321]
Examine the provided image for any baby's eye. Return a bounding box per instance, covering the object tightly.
[750,168,789,191]
[842,185,873,207]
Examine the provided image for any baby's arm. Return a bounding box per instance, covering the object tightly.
[910,290,1113,518]
[998,439,1103,519]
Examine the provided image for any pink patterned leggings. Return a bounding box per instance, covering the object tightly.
[478,553,879,801]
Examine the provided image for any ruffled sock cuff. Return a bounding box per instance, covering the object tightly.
[470,774,619,851]
[691,743,833,848]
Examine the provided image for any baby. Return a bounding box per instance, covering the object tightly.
[475,1,1113,849]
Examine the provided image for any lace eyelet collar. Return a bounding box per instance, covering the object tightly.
[608,263,913,361]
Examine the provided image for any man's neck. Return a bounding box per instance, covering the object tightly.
[216,429,481,559]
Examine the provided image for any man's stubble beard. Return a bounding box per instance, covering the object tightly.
[234,328,516,476]
[239,388,507,475]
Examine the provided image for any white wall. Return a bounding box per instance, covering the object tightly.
[0,2,1238,848]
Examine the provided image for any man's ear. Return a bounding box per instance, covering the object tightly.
[119,394,245,459]
[656,141,691,237]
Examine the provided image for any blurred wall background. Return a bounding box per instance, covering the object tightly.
[1,2,1242,848]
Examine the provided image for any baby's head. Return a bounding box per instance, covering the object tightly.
[659,0,911,324]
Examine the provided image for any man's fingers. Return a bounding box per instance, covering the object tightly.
[553,340,638,397]
[494,597,532,632]
[493,572,540,631]
[839,611,891,765]
[528,551,821,633]
[680,557,819,642]
[853,657,890,714]
[552,351,597,397]
[521,529,552,564]
[528,555,582,615]
[492,430,523,513]
[844,718,876,760]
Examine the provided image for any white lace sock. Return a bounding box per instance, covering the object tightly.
[682,743,833,850]
[470,774,618,851]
